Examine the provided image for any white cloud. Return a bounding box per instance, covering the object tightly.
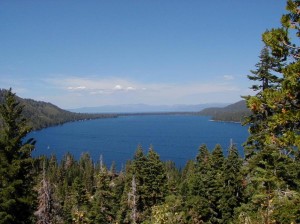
[67,86,86,90]
[223,75,234,80]
[39,75,245,108]
[114,85,123,90]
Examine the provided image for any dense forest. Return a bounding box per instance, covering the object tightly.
[0,89,117,130]
[1,1,300,223]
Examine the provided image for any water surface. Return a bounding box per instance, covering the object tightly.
[30,115,248,169]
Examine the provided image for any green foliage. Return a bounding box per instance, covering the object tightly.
[28,143,248,224]
[248,45,282,91]
[240,1,300,222]
[88,166,117,223]
[147,195,186,224]
[185,144,244,224]
[118,146,168,223]
[0,89,36,224]
[219,144,244,223]
[164,161,181,195]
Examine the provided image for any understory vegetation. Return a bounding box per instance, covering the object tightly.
[1,1,300,223]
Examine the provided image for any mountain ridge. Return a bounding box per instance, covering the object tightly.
[69,103,229,113]
[0,89,250,129]
[198,100,251,122]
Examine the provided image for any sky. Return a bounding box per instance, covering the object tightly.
[0,1,287,109]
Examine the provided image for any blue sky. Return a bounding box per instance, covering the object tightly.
[0,1,286,109]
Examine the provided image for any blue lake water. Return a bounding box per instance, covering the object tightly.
[29,115,249,169]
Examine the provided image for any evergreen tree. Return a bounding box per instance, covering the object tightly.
[133,146,168,222]
[144,147,167,209]
[78,153,94,195]
[132,145,147,222]
[34,161,62,224]
[248,45,281,92]
[179,159,195,200]
[240,1,300,222]
[187,144,212,223]
[164,160,181,195]
[69,177,90,223]
[243,45,282,157]
[248,0,300,158]
[219,143,243,223]
[116,160,135,224]
[88,165,116,223]
[0,89,36,224]
[117,145,167,223]
[209,144,225,223]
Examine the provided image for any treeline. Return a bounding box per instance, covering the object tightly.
[33,143,244,223]
[198,101,251,123]
[0,89,117,130]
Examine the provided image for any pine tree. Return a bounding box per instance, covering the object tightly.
[179,159,195,199]
[144,147,167,209]
[133,146,168,222]
[132,145,147,222]
[219,143,243,223]
[0,89,36,224]
[248,45,281,92]
[240,1,300,222]
[187,144,212,223]
[209,144,225,223]
[116,160,134,224]
[243,45,282,157]
[88,163,117,223]
[117,145,167,223]
[69,177,90,223]
[253,0,300,156]
[164,160,181,195]
[78,153,94,195]
[34,161,62,224]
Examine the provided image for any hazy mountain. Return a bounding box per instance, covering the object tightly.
[0,88,249,129]
[69,103,229,113]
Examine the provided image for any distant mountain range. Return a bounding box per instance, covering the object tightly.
[0,89,116,130]
[69,103,229,113]
[0,88,250,129]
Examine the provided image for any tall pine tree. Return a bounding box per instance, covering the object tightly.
[219,143,244,223]
[187,144,212,223]
[241,1,300,222]
[0,89,36,224]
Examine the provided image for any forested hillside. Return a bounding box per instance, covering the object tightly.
[199,100,250,123]
[0,89,117,130]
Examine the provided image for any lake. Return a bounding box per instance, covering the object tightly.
[29,115,249,169]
